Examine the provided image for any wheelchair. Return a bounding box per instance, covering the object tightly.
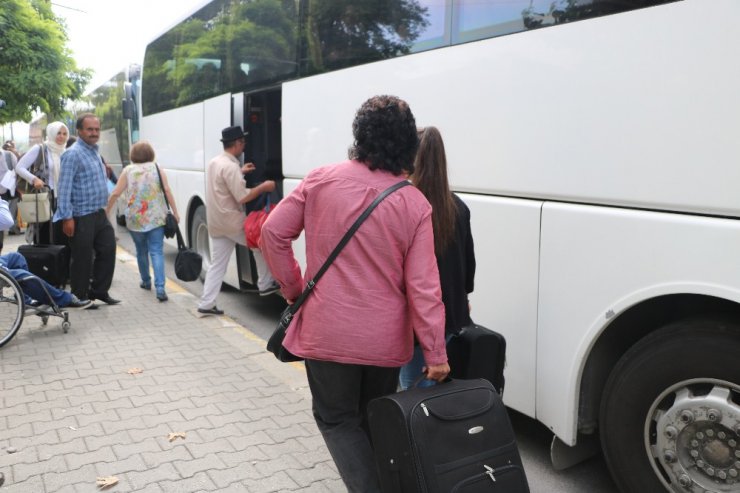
[0,268,70,348]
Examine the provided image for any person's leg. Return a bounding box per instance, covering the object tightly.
[198,236,235,310]
[398,344,434,390]
[251,248,277,292]
[14,271,72,307]
[305,359,387,493]
[69,213,96,300]
[129,230,151,288]
[147,226,166,298]
[89,211,116,298]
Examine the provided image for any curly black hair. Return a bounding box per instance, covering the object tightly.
[349,95,419,176]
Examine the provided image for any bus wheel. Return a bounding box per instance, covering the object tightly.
[190,205,210,281]
[600,318,740,493]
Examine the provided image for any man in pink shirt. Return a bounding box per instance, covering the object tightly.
[197,126,276,315]
[261,96,449,492]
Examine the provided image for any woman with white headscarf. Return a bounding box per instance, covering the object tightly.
[16,121,69,244]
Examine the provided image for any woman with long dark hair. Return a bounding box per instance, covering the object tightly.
[399,126,476,389]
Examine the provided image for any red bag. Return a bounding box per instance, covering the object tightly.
[244,196,271,248]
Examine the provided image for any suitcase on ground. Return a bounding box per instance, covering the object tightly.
[18,192,70,288]
[447,324,506,394]
[368,378,529,493]
[17,243,70,287]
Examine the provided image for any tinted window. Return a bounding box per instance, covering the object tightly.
[143,0,679,115]
[300,0,431,76]
[143,0,299,116]
[452,0,679,44]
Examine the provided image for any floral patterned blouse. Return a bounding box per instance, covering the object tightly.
[122,162,168,232]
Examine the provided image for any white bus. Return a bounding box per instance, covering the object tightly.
[138,1,740,491]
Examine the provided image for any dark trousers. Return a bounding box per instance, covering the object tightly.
[305,359,399,493]
[68,209,116,300]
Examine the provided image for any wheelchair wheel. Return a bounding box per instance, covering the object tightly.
[0,270,25,348]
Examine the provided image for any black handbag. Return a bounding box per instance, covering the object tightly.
[173,221,202,282]
[447,323,507,394]
[154,163,177,238]
[267,180,411,362]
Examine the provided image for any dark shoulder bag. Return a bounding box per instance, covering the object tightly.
[154,163,177,238]
[174,223,202,282]
[267,180,410,362]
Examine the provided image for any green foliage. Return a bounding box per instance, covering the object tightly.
[0,0,92,124]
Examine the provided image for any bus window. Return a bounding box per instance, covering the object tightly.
[452,0,681,45]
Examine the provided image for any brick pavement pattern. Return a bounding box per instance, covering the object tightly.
[0,242,344,492]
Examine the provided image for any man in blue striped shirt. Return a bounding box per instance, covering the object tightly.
[54,113,120,305]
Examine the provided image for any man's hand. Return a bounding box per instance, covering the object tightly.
[261,180,276,193]
[241,162,256,174]
[424,362,450,383]
[33,178,45,189]
[62,218,75,237]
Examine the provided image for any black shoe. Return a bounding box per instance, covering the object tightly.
[140,281,151,290]
[156,291,168,302]
[197,306,224,315]
[67,298,94,310]
[90,292,121,305]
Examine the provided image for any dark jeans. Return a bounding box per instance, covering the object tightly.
[68,209,116,300]
[305,359,399,493]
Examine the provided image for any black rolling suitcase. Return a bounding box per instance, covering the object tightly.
[368,378,529,493]
[447,324,506,394]
[18,192,69,288]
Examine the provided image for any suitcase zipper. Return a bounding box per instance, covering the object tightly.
[450,463,522,492]
[484,465,496,482]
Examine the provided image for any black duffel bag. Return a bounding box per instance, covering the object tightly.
[174,225,202,282]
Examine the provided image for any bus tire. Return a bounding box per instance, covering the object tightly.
[190,205,209,282]
[599,318,740,493]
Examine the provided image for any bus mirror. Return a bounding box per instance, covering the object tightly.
[122,99,134,120]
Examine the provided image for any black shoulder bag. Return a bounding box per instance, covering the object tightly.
[267,180,410,362]
[154,163,178,238]
[174,221,203,282]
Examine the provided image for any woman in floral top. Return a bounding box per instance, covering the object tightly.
[106,141,179,301]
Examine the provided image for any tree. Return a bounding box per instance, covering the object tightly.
[0,0,91,124]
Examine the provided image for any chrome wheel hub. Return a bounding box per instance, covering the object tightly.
[647,379,740,492]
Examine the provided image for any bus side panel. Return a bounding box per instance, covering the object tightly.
[538,203,740,444]
[464,194,541,417]
[140,101,206,172]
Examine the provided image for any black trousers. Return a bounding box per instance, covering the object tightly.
[68,209,116,300]
[305,359,399,493]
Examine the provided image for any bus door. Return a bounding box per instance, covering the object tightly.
[235,88,283,289]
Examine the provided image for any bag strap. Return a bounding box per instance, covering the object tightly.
[32,186,50,245]
[288,180,410,314]
[174,220,187,251]
[154,163,172,212]
[32,144,46,176]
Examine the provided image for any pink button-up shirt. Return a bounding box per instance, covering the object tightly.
[260,160,447,367]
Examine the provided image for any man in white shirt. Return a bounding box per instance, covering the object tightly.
[197,126,277,315]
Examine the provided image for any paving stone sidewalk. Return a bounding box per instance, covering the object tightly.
[0,240,344,492]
